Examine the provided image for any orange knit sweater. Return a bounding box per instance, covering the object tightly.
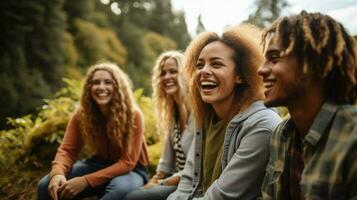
[50,109,149,187]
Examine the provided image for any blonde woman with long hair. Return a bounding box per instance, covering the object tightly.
[167,24,282,200]
[38,62,149,200]
[125,51,194,200]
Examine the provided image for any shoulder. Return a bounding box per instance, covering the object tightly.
[242,104,282,133]
[330,105,357,141]
[69,108,82,124]
[335,105,357,124]
[134,106,144,121]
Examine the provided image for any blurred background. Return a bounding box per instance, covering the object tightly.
[0,0,356,199]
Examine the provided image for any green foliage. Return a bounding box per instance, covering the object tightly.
[0,78,82,166]
[134,88,160,145]
[0,0,67,128]
[74,19,127,69]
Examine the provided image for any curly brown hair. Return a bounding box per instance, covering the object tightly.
[80,62,136,156]
[152,51,189,135]
[262,10,357,104]
[184,24,265,125]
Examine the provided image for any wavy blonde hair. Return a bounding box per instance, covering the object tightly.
[184,24,265,125]
[80,62,136,155]
[152,51,189,135]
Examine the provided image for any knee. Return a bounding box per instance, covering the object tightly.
[123,190,145,200]
[102,180,142,200]
[103,184,135,199]
[37,175,51,200]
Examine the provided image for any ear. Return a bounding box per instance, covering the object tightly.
[235,75,243,84]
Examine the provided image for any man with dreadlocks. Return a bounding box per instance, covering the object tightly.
[257,11,357,200]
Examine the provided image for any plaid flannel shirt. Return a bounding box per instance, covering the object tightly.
[260,102,357,200]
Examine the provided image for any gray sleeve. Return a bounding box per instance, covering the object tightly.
[167,137,196,200]
[156,131,176,174]
[203,125,275,200]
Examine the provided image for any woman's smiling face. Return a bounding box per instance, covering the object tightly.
[195,41,242,108]
[160,57,179,96]
[90,70,115,109]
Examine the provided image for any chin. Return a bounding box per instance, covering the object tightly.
[165,89,178,95]
[200,96,215,104]
[263,97,285,108]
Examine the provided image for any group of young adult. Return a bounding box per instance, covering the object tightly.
[38,10,357,200]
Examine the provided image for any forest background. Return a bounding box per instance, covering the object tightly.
[0,0,356,199]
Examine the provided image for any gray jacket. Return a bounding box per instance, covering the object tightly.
[167,101,282,200]
[157,115,195,176]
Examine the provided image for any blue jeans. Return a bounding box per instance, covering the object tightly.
[38,158,148,200]
[123,185,177,200]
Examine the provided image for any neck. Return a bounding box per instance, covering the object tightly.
[212,94,242,121]
[287,87,325,137]
[172,93,180,105]
[99,106,110,119]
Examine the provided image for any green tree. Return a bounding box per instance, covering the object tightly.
[73,19,127,69]
[245,0,289,28]
[0,0,67,128]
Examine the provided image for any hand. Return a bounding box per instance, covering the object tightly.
[142,181,159,189]
[141,178,160,189]
[48,175,66,200]
[164,175,180,186]
[58,176,89,199]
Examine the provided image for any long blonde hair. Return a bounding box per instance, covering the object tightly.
[80,62,136,155]
[184,24,265,125]
[152,51,189,134]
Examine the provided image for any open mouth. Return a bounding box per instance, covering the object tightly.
[165,82,176,87]
[263,81,275,90]
[97,92,110,97]
[200,81,218,90]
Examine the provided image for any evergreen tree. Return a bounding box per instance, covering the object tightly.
[0,0,66,128]
[196,14,206,35]
[245,0,289,28]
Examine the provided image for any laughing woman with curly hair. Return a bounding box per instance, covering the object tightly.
[38,62,149,200]
[167,24,282,200]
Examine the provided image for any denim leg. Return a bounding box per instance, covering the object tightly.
[38,174,52,200]
[100,171,146,200]
[37,159,107,200]
[123,185,177,200]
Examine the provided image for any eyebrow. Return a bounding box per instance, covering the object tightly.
[197,57,225,62]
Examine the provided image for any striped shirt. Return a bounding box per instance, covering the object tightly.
[261,101,357,200]
[172,119,186,171]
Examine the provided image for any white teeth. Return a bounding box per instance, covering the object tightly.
[98,93,109,97]
[165,82,175,86]
[264,82,274,88]
[201,81,217,86]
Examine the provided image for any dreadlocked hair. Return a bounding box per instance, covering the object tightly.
[80,62,136,157]
[152,51,190,136]
[262,10,357,104]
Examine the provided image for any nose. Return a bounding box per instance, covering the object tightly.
[163,72,171,80]
[98,81,106,89]
[257,63,270,78]
[200,64,211,77]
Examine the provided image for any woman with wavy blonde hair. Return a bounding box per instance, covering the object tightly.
[167,24,282,200]
[124,51,194,200]
[38,62,149,200]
